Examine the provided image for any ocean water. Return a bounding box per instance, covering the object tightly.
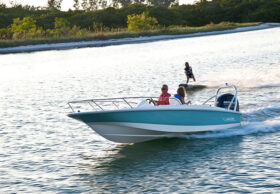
[0,27,280,193]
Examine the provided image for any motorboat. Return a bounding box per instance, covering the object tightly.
[67,84,241,143]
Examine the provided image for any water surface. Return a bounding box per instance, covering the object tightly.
[1,27,280,193]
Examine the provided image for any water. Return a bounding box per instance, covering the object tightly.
[1,27,280,193]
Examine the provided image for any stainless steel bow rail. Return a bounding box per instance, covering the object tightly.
[67,84,238,113]
[67,96,181,113]
[202,83,238,111]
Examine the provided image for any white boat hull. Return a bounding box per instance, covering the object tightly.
[88,122,241,143]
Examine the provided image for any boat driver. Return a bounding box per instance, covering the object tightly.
[157,84,171,105]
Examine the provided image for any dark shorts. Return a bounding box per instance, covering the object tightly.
[186,73,194,78]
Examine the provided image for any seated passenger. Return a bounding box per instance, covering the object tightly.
[174,86,191,104]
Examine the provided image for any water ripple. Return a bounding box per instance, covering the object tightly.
[1,27,280,193]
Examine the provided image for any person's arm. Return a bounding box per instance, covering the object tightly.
[149,99,167,105]
[180,96,186,104]
[156,100,165,105]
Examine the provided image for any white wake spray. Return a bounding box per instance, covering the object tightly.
[183,105,280,140]
[199,65,280,89]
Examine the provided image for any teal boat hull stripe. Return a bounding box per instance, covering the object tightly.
[69,109,241,126]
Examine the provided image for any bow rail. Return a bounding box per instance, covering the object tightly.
[67,96,181,113]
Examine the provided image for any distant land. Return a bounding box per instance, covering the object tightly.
[1,23,279,54]
[0,0,196,11]
[0,0,279,53]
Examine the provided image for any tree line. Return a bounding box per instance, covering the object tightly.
[0,0,279,39]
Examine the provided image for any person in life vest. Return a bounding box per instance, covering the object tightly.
[157,84,171,105]
[174,86,191,105]
[184,62,196,84]
[149,84,171,105]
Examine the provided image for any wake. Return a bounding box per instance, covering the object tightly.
[183,105,280,140]
[199,65,280,89]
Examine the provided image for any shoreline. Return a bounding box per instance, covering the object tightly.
[0,23,279,54]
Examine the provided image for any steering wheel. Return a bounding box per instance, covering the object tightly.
[146,98,156,106]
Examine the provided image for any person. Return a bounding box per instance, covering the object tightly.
[157,84,171,105]
[150,84,171,105]
[174,86,191,104]
[184,62,196,84]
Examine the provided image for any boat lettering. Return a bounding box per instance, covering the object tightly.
[223,117,235,122]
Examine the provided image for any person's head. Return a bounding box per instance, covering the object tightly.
[185,62,189,67]
[161,84,168,94]
[177,86,186,98]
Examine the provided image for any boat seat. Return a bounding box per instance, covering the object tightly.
[169,98,182,105]
[137,100,155,107]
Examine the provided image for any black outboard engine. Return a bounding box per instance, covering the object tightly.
[216,93,239,111]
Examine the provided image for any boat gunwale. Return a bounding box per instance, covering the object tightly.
[67,105,242,116]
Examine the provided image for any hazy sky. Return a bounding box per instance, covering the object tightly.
[0,0,197,10]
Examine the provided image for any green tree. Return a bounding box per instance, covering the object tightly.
[0,28,12,39]
[10,17,37,39]
[73,0,80,10]
[0,3,7,8]
[1,0,280,36]
[53,17,71,36]
[55,17,70,29]
[148,0,179,7]
[127,11,158,31]
[111,0,178,8]
[48,0,63,10]
[88,0,98,10]
[81,0,88,10]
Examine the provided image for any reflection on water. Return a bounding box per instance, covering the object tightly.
[79,137,243,192]
[1,27,280,193]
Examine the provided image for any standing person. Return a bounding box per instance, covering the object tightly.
[185,62,196,84]
[151,84,171,105]
[174,86,191,104]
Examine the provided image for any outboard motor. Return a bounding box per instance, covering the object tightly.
[216,93,239,111]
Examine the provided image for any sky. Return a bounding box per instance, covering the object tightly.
[0,0,197,10]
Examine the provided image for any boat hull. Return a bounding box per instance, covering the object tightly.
[87,122,240,143]
[68,106,241,143]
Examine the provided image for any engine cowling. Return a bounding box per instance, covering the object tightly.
[215,93,239,111]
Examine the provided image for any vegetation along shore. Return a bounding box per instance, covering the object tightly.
[0,0,279,49]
